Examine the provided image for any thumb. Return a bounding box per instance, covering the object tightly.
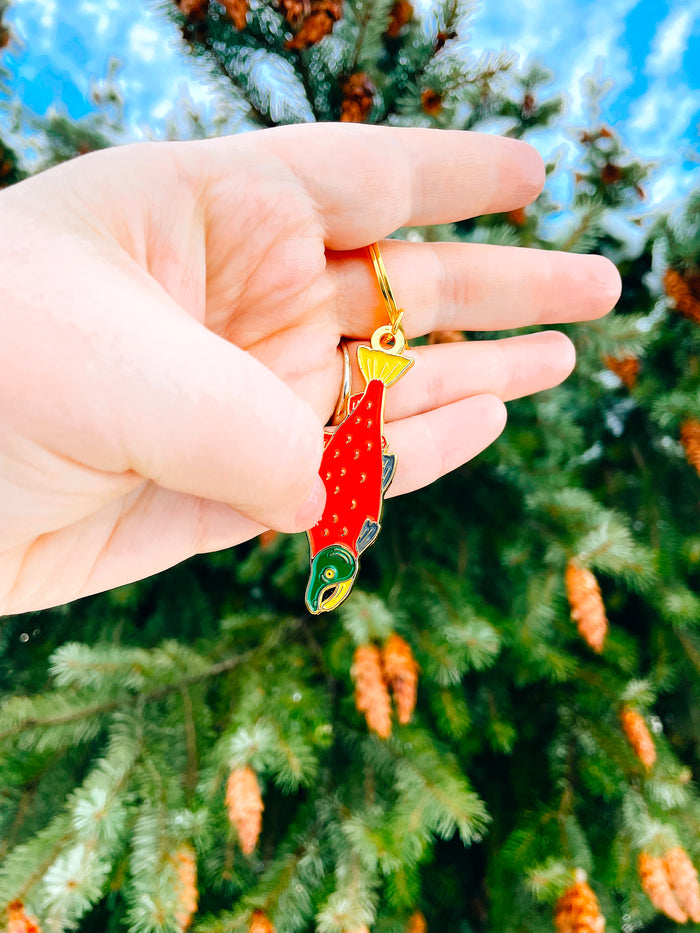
[95,270,327,532]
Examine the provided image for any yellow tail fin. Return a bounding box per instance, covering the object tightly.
[357,346,414,388]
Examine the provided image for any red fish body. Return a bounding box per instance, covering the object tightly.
[308,379,387,559]
[305,345,412,614]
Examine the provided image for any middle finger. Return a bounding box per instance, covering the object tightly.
[328,240,621,337]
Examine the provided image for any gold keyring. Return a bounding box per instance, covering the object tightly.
[331,339,352,425]
[367,243,406,339]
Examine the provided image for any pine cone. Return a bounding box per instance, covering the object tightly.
[554,874,606,933]
[663,846,700,923]
[407,909,427,933]
[663,267,700,324]
[619,706,656,770]
[172,844,198,931]
[435,29,456,52]
[427,330,466,344]
[285,1,342,49]
[225,765,264,855]
[249,909,276,933]
[506,207,527,226]
[177,0,209,19]
[277,0,311,25]
[382,633,418,725]
[600,163,622,185]
[680,418,700,476]
[340,72,375,123]
[7,901,42,933]
[565,561,608,653]
[386,0,413,37]
[352,644,392,738]
[221,0,247,29]
[638,851,687,923]
[420,88,443,117]
[603,355,639,389]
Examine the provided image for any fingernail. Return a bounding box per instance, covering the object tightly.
[295,475,326,530]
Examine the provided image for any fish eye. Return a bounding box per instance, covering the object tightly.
[323,568,336,581]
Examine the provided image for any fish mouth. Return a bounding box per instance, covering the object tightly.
[307,578,354,615]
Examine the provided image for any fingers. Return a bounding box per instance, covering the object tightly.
[115,299,327,532]
[385,394,508,497]
[329,240,622,337]
[29,248,328,534]
[204,124,545,250]
[1,485,261,614]
[375,330,576,420]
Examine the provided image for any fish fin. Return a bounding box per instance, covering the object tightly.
[356,518,381,555]
[357,345,414,388]
[381,453,397,493]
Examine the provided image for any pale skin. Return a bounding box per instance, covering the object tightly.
[0,123,621,615]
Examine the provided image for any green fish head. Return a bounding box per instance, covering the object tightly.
[305,545,358,614]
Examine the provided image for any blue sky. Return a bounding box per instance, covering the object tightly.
[1,0,699,210]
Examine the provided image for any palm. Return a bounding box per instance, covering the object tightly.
[0,124,621,615]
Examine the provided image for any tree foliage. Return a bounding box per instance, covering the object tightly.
[1,2,699,931]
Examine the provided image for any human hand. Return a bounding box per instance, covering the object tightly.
[0,124,621,614]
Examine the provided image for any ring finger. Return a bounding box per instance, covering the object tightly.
[342,329,576,423]
[328,240,621,338]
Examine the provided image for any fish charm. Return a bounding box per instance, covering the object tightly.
[305,341,413,614]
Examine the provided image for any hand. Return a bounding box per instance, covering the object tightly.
[0,124,620,614]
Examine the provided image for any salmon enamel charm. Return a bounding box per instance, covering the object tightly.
[305,343,413,613]
[305,244,413,614]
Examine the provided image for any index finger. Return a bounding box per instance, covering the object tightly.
[248,123,545,250]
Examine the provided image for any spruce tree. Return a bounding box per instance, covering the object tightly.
[1,3,698,932]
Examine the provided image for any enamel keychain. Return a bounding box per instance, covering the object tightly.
[305,243,413,614]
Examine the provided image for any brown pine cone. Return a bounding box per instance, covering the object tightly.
[249,909,276,933]
[663,846,700,923]
[386,0,413,37]
[171,844,198,931]
[638,851,687,923]
[554,873,606,933]
[427,330,466,344]
[340,72,375,123]
[382,633,418,725]
[407,909,427,933]
[663,267,700,324]
[435,29,456,52]
[277,0,311,25]
[506,206,527,226]
[221,0,247,29]
[8,901,42,933]
[600,162,622,185]
[420,88,443,116]
[352,644,392,738]
[603,354,639,389]
[680,418,700,476]
[285,1,342,49]
[225,765,264,855]
[565,561,608,653]
[177,0,209,18]
[258,529,279,548]
[619,706,656,770]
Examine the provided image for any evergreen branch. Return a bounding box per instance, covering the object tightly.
[181,686,199,800]
[0,624,301,743]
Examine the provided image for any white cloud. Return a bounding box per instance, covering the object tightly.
[646,4,699,76]
[128,21,163,63]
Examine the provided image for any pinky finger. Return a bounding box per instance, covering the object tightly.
[384,394,507,498]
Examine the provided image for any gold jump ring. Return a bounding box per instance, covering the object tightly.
[367,242,406,341]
